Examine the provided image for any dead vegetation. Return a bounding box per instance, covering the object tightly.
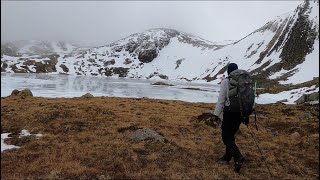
[1,96,319,179]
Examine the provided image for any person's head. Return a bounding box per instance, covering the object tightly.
[227,63,238,75]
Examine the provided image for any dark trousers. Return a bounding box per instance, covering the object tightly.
[221,110,243,160]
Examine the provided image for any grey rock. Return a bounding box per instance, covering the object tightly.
[306,100,319,105]
[19,89,33,97]
[290,132,301,140]
[295,94,308,104]
[10,89,33,98]
[272,131,280,136]
[277,99,288,103]
[81,93,94,98]
[129,128,165,143]
[307,92,319,102]
[295,92,319,104]
[10,89,20,96]
[59,64,69,73]
[151,82,174,86]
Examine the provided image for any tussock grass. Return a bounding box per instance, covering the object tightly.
[1,96,319,179]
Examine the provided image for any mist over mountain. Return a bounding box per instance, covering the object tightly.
[1,0,318,89]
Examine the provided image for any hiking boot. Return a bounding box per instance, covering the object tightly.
[234,156,245,173]
[219,153,232,163]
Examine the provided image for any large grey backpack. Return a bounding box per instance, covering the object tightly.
[227,69,255,117]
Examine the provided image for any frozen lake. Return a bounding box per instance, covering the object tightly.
[2,73,317,104]
[1,73,220,103]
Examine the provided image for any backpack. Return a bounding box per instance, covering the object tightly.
[227,69,255,118]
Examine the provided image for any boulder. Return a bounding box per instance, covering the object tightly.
[19,89,33,98]
[81,93,94,98]
[10,89,20,96]
[59,64,69,73]
[129,128,165,143]
[1,62,8,72]
[307,92,319,102]
[191,112,222,128]
[295,92,319,104]
[158,74,168,80]
[295,95,307,104]
[10,89,33,98]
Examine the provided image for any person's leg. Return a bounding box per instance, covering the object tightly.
[229,112,242,160]
[227,112,245,172]
[221,111,234,162]
[222,111,245,171]
[220,146,232,162]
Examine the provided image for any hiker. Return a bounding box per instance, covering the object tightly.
[212,63,248,172]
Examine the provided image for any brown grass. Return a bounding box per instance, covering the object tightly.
[1,96,319,179]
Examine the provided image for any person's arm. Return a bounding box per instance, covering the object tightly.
[213,79,228,116]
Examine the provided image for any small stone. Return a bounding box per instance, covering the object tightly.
[151,82,174,86]
[290,132,301,140]
[272,131,279,136]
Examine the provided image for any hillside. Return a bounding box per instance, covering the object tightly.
[1,96,319,179]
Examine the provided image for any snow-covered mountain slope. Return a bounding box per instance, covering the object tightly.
[1,40,88,73]
[202,0,319,85]
[1,40,82,56]
[1,0,319,87]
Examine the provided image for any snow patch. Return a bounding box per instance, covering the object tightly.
[269,68,290,79]
[278,40,319,85]
[1,133,20,152]
[19,129,31,138]
[257,85,319,104]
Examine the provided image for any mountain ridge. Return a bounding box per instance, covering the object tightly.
[1,0,318,90]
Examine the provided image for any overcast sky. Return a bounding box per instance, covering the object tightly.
[1,1,303,47]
